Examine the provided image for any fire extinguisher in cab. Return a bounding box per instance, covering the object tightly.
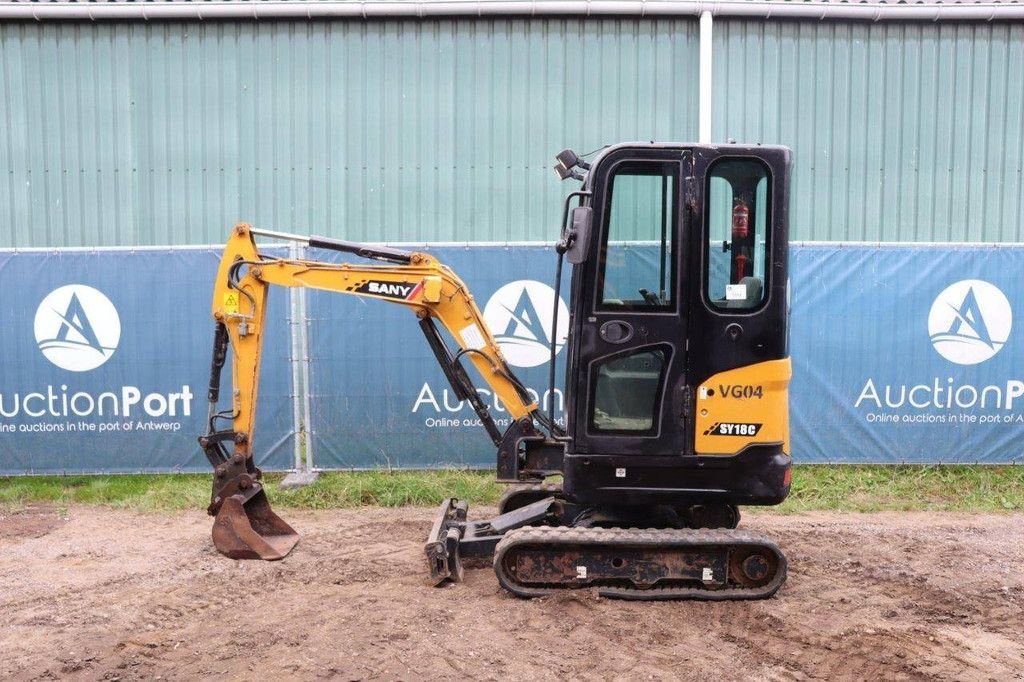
[732,198,750,282]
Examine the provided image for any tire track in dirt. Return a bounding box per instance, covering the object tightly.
[1,507,1022,681]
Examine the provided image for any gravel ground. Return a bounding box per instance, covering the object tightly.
[1,504,1022,680]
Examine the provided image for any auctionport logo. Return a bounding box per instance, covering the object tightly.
[34,285,121,372]
[483,280,568,368]
[928,280,1011,366]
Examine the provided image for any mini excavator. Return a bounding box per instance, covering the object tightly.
[200,143,793,600]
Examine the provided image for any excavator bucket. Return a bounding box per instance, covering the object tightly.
[211,485,299,560]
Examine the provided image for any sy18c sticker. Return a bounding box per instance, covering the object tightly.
[704,422,763,437]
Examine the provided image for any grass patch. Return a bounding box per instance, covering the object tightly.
[0,465,1021,514]
[0,474,211,512]
[270,469,503,510]
[777,464,1024,513]
[0,470,503,513]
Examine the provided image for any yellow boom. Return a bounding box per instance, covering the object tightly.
[200,223,541,560]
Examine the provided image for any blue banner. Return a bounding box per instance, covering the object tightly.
[0,248,294,474]
[307,243,1024,466]
[306,245,570,469]
[1,243,1022,473]
[790,244,1024,464]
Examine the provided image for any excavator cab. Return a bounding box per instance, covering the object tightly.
[561,144,791,510]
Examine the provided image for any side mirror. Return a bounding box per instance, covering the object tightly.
[566,206,593,265]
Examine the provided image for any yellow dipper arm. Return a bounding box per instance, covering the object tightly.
[210,223,539,459]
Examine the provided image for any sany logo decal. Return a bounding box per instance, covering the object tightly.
[34,285,121,372]
[483,280,569,368]
[928,280,1011,366]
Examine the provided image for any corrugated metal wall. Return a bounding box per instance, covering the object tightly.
[0,19,699,247]
[714,20,1024,243]
[3,18,1022,247]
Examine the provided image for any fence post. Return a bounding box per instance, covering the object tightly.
[280,240,318,488]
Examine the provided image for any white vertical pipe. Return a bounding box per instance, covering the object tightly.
[288,241,304,472]
[298,264,315,473]
[699,10,713,144]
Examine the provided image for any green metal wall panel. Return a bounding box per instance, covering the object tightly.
[0,19,699,247]
[714,20,1024,242]
[6,17,1020,247]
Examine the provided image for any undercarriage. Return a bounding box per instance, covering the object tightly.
[426,487,787,600]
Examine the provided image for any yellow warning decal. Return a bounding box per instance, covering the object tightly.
[223,292,240,313]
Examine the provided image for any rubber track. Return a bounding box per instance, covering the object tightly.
[493,526,787,601]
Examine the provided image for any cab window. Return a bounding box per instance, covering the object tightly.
[590,346,668,434]
[706,159,770,310]
[597,162,679,311]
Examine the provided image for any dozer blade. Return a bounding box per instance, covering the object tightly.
[425,495,560,586]
[425,498,468,584]
[211,485,299,560]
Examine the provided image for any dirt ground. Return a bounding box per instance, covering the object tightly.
[1,505,1022,681]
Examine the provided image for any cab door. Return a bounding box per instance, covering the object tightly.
[686,147,791,456]
[570,148,692,456]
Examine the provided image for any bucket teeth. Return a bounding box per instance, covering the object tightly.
[211,487,299,561]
